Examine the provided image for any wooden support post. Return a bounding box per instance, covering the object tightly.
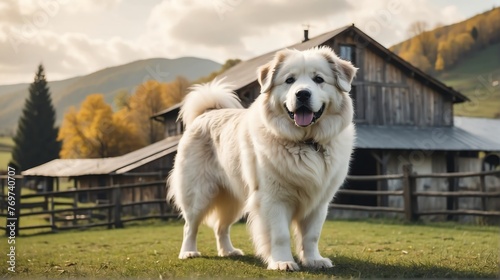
[139,185,143,217]
[113,186,123,228]
[479,174,487,211]
[43,195,49,211]
[50,195,57,232]
[158,183,166,220]
[107,188,113,229]
[446,151,458,221]
[132,185,136,216]
[73,191,78,226]
[371,151,391,207]
[402,165,418,221]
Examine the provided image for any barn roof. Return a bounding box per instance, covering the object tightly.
[217,24,468,103]
[454,116,500,147]
[22,136,180,177]
[356,121,500,152]
[152,102,182,120]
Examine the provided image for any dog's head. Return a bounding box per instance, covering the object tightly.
[257,46,357,142]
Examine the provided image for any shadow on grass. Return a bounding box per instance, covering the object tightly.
[324,255,497,278]
[201,254,497,278]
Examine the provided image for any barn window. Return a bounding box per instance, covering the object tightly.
[339,44,356,63]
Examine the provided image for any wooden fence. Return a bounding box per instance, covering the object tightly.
[0,179,177,235]
[1,165,500,235]
[331,165,500,221]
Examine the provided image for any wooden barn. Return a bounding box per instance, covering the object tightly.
[153,25,500,220]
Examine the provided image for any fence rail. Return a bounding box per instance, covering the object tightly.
[334,165,500,221]
[1,165,500,235]
[0,177,177,235]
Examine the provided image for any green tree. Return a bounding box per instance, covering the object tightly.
[470,26,479,41]
[11,64,60,171]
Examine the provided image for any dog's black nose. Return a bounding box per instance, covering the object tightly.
[296,90,311,102]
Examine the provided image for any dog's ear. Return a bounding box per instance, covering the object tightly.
[335,58,357,92]
[257,49,291,94]
[257,62,273,94]
[318,47,358,92]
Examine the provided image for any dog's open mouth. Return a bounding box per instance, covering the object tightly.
[286,104,325,127]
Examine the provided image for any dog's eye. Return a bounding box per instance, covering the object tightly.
[285,77,295,84]
[313,76,324,84]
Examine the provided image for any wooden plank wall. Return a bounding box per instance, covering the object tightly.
[332,33,454,127]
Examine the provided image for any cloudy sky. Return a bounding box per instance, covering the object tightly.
[0,0,499,85]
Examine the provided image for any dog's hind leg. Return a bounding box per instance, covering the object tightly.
[174,177,216,259]
[205,189,244,257]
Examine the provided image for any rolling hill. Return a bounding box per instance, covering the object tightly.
[0,57,221,134]
[389,7,500,118]
[439,42,500,118]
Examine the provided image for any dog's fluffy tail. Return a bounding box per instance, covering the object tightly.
[179,79,243,127]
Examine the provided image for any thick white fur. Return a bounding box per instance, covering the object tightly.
[167,46,357,271]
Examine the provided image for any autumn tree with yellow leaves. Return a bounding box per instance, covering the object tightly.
[58,94,144,159]
[58,76,190,159]
[118,76,190,145]
[390,7,500,72]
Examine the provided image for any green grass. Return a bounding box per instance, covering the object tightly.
[438,42,500,118]
[0,220,497,279]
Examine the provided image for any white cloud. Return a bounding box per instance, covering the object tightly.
[62,0,122,13]
[441,5,464,25]
[142,0,353,64]
[0,0,491,85]
[0,29,148,83]
[340,0,466,46]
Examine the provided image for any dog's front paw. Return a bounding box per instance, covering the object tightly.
[218,248,244,257]
[301,257,333,269]
[268,261,300,271]
[178,251,201,259]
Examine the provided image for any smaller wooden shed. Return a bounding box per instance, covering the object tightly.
[22,136,180,205]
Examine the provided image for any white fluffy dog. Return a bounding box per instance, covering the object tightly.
[167,46,357,271]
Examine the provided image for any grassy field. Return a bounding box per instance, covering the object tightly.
[0,219,498,279]
[439,42,500,118]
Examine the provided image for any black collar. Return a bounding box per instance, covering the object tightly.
[302,139,322,152]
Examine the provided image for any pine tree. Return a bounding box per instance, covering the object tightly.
[11,64,60,171]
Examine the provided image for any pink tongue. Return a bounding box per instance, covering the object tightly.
[294,111,314,126]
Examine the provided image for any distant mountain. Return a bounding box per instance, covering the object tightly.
[0,57,221,134]
[390,7,500,118]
